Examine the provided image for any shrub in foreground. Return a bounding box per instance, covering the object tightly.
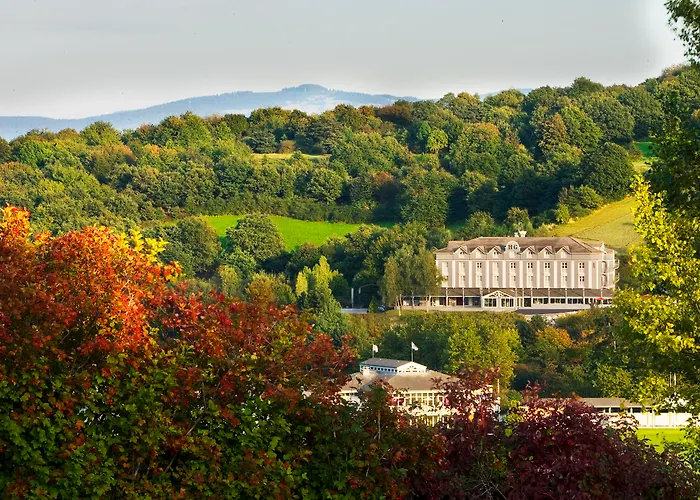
[0,207,696,498]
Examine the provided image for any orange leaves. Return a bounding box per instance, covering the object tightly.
[0,207,185,366]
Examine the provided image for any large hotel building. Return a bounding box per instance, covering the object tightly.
[430,235,617,311]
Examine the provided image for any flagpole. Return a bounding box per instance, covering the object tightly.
[411,347,413,363]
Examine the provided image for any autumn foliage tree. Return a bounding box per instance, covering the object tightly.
[0,207,349,497]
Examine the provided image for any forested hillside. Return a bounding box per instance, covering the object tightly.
[3,70,691,238]
[1,68,697,313]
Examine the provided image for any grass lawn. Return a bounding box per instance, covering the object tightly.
[203,214,369,251]
[635,141,655,158]
[636,428,685,451]
[546,197,641,252]
[632,158,653,174]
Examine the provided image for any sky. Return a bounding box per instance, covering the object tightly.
[0,0,688,118]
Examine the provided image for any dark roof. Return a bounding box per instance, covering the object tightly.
[360,358,412,368]
[580,398,644,408]
[436,237,606,255]
[341,370,455,393]
[441,288,614,299]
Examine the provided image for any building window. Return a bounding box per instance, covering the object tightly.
[510,274,517,286]
[578,262,585,271]
[544,275,551,287]
[493,275,500,287]
[477,275,483,287]
[476,262,482,270]
[561,262,569,270]
[484,298,498,308]
[579,275,585,284]
[510,262,517,270]
[562,273,568,285]
[544,262,551,270]
[459,275,465,286]
[527,275,534,287]
[501,298,514,308]
[492,251,498,258]
[527,262,534,270]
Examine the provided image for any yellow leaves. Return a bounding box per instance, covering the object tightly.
[128,229,166,263]
[0,206,32,245]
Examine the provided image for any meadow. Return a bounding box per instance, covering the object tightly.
[203,214,368,250]
[546,197,641,252]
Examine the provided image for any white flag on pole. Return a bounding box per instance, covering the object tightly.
[372,344,379,354]
[411,342,419,351]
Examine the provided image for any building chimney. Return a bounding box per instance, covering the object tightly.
[518,230,527,238]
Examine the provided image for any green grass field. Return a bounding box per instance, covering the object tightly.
[637,428,685,450]
[635,141,655,158]
[632,158,653,174]
[203,214,367,251]
[546,197,641,252]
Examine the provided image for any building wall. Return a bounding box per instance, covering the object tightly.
[436,244,616,293]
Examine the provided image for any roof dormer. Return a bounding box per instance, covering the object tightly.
[454,246,468,257]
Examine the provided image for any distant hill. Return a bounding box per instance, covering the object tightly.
[481,88,533,99]
[0,84,417,140]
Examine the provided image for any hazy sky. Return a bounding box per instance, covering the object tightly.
[0,0,687,118]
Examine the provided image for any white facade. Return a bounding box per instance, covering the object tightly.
[429,236,617,312]
[341,358,456,425]
[341,358,498,425]
[582,398,692,429]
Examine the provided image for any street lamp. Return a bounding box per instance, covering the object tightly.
[352,283,378,309]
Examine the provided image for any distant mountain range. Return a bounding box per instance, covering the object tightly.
[0,85,534,140]
[0,84,418,140]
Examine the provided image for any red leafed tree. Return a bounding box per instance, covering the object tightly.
[0,207,354,498]
[503,394,699,499]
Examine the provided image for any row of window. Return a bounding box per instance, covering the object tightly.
[458,248,554,258]
[452,274,585,287]
[484,297,612,308]
[394,392,445,408]
[448,262,586,271]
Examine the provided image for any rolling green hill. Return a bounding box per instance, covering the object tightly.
[203,214,369,251]
[546,197,641,252]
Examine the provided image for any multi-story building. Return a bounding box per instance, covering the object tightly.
[430,235,617,311]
